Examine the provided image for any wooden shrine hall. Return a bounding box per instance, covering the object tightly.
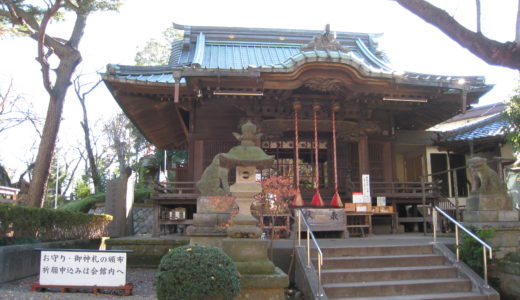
[102,23,492,236]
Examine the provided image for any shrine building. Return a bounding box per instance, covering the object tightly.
[102,23,493,235]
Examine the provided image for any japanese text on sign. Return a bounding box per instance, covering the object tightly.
[39,250,127,286]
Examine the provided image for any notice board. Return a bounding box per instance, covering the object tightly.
[38,249,128,287]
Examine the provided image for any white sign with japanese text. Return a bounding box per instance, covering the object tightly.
[362,174,371,203]
[39,250,127,287]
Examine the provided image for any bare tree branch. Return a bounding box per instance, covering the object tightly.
[73,74,103,193]
[476,0,481,33]
[62,155,82,195]
[517,0,520,42]
[0,79,41,135]
[395,0,520,70]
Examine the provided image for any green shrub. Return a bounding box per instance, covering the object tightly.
[60,188,151,212]
[59,193,105,212]
[134,187,153,203]
[156,245,240,300]
[0,203,112,242]
[459,227,497,277]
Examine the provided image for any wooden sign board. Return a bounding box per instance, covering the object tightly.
[299,208,345,232]
[352,192,364,203]
[38,249,128,287]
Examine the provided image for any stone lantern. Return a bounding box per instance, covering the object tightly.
[219,120,288,300]
[219,120,274,238]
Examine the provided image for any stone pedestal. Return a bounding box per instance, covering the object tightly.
[227,174,262,239]
[187,196,235,248]
[222,238,288,300]
[463,192,520,258]
[463,221,520,258]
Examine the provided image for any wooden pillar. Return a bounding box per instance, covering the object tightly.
[382,141,394,182]
[358,135,369,177]
[193,140,204,181]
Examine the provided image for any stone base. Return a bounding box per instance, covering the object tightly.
[222,238,275,274]
[191,211,232,228]
[189,236,225,248]
[463,210,519,222]
[227,214,262,238]
[462,221,520,258]
[186,225,227,236]
[492,255,520,300]
[235,267,289,300]
[106,236,189,267]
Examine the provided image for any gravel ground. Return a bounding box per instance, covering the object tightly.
[0,268,157,299]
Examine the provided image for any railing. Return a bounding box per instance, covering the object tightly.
[153,181,198,197]
[295,208,324,298]
[435,196,459,232]
[346,181,439,198]
[0,185,20,201]
[432,206,493,286]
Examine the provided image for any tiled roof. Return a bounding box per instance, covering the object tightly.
[103,65,184,84]
[102,23,491,91]
[200,41,301,69]
[444,113,510,142]
[443,102,505,123]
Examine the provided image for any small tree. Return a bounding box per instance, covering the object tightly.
[73,74,103,193]
[254,176,296,240]
[505,86,520,151]
[135,26,183,66]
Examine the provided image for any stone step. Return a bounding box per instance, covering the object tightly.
[319,254,445,269]
[321,265,458,283]
[322,244,434,257]
[329,291,488,300]
[323,278,472,298]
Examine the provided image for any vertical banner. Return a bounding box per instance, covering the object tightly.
[362,174,371,203]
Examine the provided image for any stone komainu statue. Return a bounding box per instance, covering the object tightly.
[468,157,507,196]
[196,154,229,196]
[467,156,512,211]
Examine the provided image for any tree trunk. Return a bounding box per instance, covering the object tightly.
[80,100,102,193]
[28,50,81,207]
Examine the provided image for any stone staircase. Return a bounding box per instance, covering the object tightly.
[317,243,498,299]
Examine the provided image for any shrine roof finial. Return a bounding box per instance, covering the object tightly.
[300,24,348,52]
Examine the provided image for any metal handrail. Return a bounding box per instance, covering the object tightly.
[296,209,324,298]
[432,206,493,286]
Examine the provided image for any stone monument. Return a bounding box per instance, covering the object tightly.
[187,153,234,248]
[138,155,159,188]
[218,120,289,300]
[464,157,520,257]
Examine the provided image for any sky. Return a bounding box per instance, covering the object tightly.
[0,0,519,179]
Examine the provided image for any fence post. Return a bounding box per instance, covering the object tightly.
[452,169,460,221]
[421,177,427,235]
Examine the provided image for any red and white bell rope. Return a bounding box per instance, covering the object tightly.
[292,101,303,207]
[330,103,343,207]
[311,104,324,207]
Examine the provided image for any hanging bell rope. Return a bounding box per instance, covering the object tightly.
[292,101,303,207]
[330,103,343,208]
[311,104,324,207]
